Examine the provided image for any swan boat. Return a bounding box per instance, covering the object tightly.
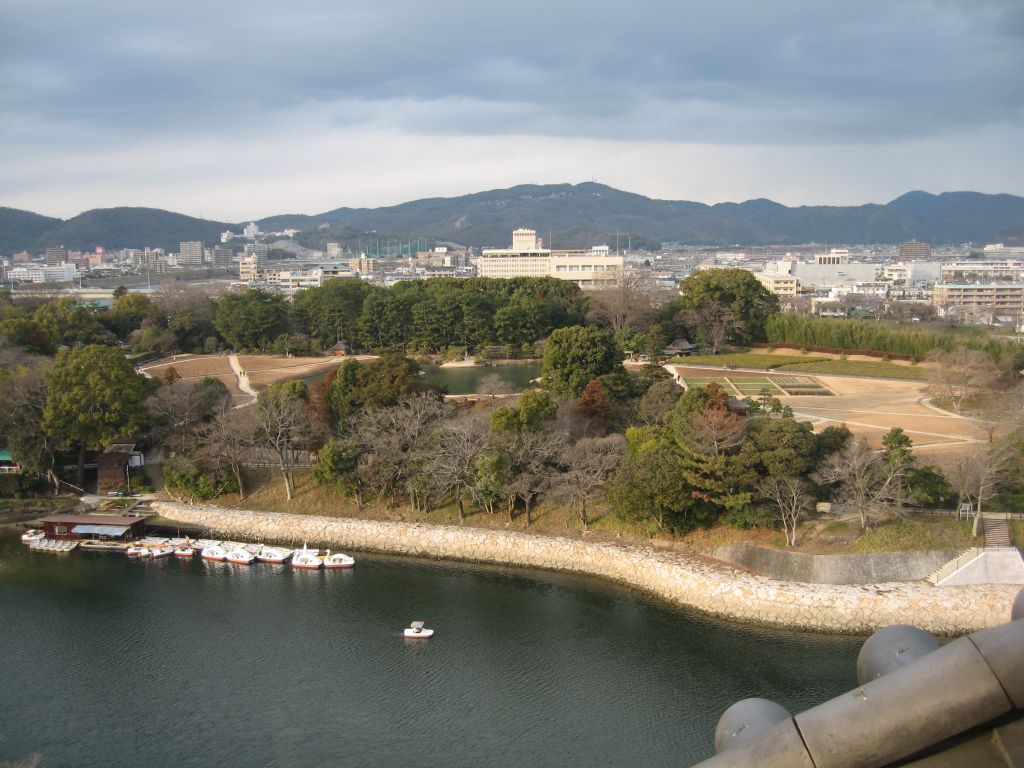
[292,544,323,570]
[201,545,228,562]
[226,547,255,565]
[255,546,293,564]
[403,621,434,639]
[323,550,355,569]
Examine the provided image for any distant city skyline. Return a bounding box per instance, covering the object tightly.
[2,1,1022,220]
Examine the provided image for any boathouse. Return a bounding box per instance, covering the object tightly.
[96,443,144,490]
[39,514,148,542]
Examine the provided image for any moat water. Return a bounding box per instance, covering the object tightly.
[0,531,861,767]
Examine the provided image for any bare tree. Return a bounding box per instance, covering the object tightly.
[353,393,448,512]
[510,429,566,526]
[683,304,741,355]
[812,439,907,530]
[429,413,491,522]
[554,434,625,529]
[952,438,1017,518]
[926,347,1000,414]
[686,407,746,456]
[477,373,515,400]
[586,268,661,336]
[200,404,258,500]
[756,475,814,546]
[254,387,311,501]
[147,377,230,452]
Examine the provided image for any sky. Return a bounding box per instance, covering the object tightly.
[1,0,1023,221]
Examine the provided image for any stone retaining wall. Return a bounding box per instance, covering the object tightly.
[713,541,957,584]
[152,502,1019,635]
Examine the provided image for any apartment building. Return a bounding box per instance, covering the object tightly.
[178,241,204,267]
[932,283,1024,319]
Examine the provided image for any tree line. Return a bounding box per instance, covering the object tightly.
[765,314,1024,369]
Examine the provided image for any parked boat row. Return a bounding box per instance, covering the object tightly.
[28,538,78,553]
[22,530,356,571]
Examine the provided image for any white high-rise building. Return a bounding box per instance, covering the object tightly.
[243,222,261,239]
[478,229,624,287]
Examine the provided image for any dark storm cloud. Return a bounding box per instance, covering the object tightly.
[2,0,1022,149]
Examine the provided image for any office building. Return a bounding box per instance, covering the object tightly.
[898,241,933,261]
[478,229,624,287]
[45,246,67,266]
[212,246,234,269]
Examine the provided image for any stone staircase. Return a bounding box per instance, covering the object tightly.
[984,516,1012,547]
[926,548,984,585]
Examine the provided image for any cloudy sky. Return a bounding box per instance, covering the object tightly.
[1,0,1022,220]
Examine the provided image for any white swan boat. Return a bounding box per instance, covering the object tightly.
[323,550,355,569]
[292,544,323,570]
[403,621,434,639]
[201,545,227,561]
[226,547,255,565]
[256,546,293,564]
[21,529,45,544]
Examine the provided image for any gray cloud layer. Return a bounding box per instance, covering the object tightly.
[1,0,1022,217]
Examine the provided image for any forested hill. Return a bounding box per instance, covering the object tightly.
[4,184,1024,253]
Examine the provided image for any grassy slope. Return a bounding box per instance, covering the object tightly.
[774,359,929,381]
[671,353,828,368]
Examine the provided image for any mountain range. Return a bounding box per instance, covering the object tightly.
[3,183,1024,254]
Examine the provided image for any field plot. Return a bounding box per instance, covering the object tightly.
[667,364,987,458]
[140,355,233,380]
[671,367,829,398]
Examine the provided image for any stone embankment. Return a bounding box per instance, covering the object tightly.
[152,502,1019,635]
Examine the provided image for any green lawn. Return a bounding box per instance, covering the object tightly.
[671,352,828,369]
[851,518,979,553]
[774,360,929,381]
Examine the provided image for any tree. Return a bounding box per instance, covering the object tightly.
[199,404,257,501]
[491,389,557,433]
[926,347,1000,414]
[636,379,682,424]
[43,345,153,484]
[352,393,448,511]
[952,438,1017,518]
[608,426,695,531]
[0,359,62,493]
[429,414,491,522]
[585,269,659,336]
[542,325,622,397]
[214,290,290,351]
[477,373,515,399]
[813,439,907,530]
[675,269,778,344]
[756,475,813,546]
[254,384,311,501]
[350,351,442,411]
[574,379,612,432]
[554,434,624,529]
[684,304,741,355]
[146,377,229,453]
[312,435,367,507]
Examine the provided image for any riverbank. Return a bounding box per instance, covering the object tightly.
[152,502,1017,635]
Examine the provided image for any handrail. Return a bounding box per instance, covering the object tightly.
[926,548,984,585]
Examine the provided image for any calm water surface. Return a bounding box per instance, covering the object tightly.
[0,531,860,767]
[421,362,542,395]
